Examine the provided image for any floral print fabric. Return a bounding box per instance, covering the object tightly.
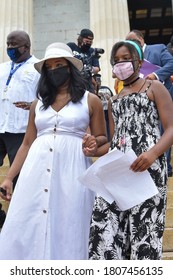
[89,89,167,260]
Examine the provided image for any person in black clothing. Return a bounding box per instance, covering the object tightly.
[67,29,100,92]
[92,74,113,141]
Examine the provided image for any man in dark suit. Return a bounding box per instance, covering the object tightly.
[126,29,173,176]
[167,35,173,56]
[126,29,173,98]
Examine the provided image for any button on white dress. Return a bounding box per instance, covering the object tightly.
[0,91,95,260]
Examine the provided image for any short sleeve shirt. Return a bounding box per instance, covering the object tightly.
[67,42,100,69]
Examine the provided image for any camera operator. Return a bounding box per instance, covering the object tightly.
[67,29,101,92]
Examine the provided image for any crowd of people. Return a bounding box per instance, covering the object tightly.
[0,27,173,260]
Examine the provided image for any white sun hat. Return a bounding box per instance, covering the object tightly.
[34,42,83,73]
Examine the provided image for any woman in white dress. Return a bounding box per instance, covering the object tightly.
[0,42,107,260]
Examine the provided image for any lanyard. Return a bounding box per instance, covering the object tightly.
[6,56,32,87]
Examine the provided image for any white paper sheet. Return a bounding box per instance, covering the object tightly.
[78,149,159,210]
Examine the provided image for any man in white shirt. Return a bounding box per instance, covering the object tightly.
[0,30,40,190]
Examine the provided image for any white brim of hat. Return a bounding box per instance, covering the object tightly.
[34,47,83,73]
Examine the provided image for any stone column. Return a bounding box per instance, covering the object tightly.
[0,0,33,213]
[0,0,33,63]
[90,0,130,91]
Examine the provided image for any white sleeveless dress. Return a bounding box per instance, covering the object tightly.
[0,91,95,259]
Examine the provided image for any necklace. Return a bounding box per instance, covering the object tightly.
[123,77,140,87]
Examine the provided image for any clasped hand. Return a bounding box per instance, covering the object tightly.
[82,134,98,157]
[0,179,13,201]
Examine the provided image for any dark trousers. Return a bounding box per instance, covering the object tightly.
[166,147,172,175]
[0,132,25,189]
[104,110,111,141]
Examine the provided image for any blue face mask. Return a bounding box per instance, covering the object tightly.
[7,46,24,62]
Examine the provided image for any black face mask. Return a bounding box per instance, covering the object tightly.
[81,43,91,52]
[47,66,70,89]
[7,46,24,62]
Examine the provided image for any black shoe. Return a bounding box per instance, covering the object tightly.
[0,203,6,228]
[168,171,172,177]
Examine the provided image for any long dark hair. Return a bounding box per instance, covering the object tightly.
[36,61,88,110]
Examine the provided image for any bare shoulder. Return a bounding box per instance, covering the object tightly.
[149,80,172,102]
[150,79,166,88]
[88,92,102,105]
[87,92,103,116]
[88,91,100,100]
[150,80,171,95]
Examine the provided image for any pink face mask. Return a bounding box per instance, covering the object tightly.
[112,61,134,81]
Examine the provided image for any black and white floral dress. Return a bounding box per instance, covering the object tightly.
[89,85,167,260]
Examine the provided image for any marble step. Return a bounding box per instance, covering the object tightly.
[166,208,173,228]
[163,228,173,252]
[162,252,173,260]
[168,177,173,190]
[167,191,173,208]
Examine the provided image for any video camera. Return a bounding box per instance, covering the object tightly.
[80,48,105,78]
[92,48,105,59]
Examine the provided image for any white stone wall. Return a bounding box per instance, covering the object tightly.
[33,0,90,59]
[0,0,33,63]
[0,0,130,90]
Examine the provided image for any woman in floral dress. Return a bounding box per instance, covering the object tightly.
[89,40,173,260]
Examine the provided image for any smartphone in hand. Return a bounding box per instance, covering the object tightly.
[13,101,32,110]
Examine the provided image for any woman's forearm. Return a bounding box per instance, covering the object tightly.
[5,144,30,181]
[96,135,108,147]
[94,142,110,157]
